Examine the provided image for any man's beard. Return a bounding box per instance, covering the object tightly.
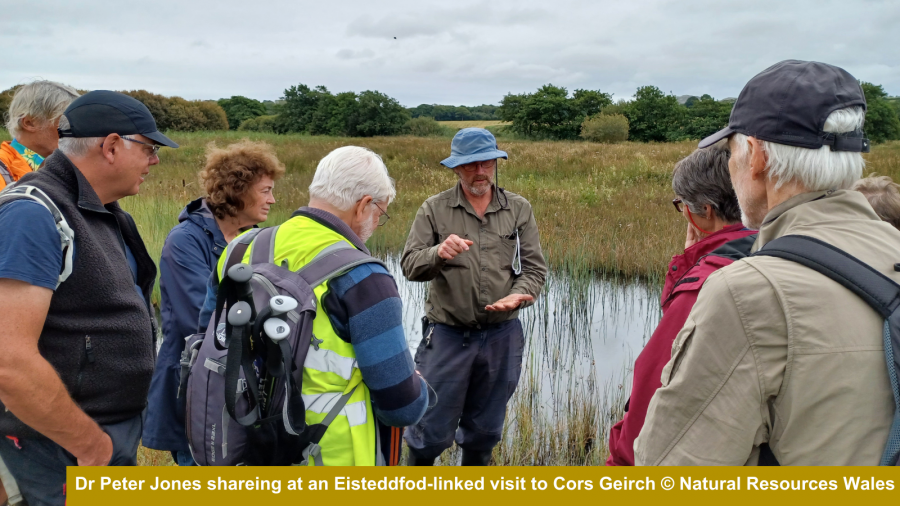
[358,216,377,242]
[462,177,492,196]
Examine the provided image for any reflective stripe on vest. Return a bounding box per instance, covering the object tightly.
[305,345,357,380]
[302,392,368,427]
[217,217,377,466]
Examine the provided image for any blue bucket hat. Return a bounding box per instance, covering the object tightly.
[440,128,508,168]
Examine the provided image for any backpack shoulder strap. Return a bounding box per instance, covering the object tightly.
[753,234,900,466]
[0,184,75,288]
[297,241,387,288]
[249,226,279,265]
[753,235,900,317]
[221,228,263,277]
[0,160,12,184]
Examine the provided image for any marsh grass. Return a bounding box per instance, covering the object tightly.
[110,131,711,305]
[4,126,897,467]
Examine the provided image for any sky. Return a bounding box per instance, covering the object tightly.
[2,0,898,107]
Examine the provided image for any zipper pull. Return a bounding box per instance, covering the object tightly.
[85,335,95,363]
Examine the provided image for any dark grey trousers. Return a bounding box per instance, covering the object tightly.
[404,319,524,460]
[0,414,142,506]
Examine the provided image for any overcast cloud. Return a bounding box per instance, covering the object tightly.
[1,0,897,106]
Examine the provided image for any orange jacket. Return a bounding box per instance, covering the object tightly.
[0,141,35,191]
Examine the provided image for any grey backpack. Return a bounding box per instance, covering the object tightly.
[753,234,900,466]
[182,225,385,466]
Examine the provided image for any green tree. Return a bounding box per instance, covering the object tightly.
[122,90,228,131]
[624,86,686,142]
[217,96,267,130]
[275,84,325,133]
[580,114,629,143]
[354,90,410,136]
[681,94,733,140]
[860,82,900,143]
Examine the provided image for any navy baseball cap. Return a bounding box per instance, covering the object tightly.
[58,90,178,148]
[699,60,869,153]
[440,128,507,168]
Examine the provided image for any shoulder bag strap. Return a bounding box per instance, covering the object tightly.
[753,234,900,465]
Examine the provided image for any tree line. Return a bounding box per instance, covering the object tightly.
[1,82,898,143]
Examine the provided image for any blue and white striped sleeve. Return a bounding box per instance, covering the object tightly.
[324,263,428,427]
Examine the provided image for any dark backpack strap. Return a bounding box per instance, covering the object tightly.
[753,234,900,466]
[297,242,387,288]
[753,235,900,317]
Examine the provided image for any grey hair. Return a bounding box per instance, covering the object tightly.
[672,144,742,223]
[731,106,866,191]
[57,115,103,157]
[5,80,80,138]
[308,146,396,211]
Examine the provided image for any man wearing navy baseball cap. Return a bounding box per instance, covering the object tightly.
[401,128,547,466]
[636,61,900,465]
[0,91,176,504]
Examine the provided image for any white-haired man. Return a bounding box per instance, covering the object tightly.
[205,146,429,466]
[635,60,900,465]
[1,80,80,190]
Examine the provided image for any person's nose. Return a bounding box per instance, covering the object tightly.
[149,154,160,166]
[267,193,276,204]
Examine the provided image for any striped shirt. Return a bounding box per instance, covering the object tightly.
[324,262,428,427]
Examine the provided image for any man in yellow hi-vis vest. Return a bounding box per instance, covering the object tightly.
[209,146,428,465]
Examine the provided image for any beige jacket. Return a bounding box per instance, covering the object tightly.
[635,190,900,465]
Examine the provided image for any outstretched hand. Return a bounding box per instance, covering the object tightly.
[485,294,534,312]
[438,234,474,260]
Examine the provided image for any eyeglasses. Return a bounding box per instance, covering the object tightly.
[460,160,496,172]
[372,201,391,226]
[672,198,684,213]
[122,136,160,157]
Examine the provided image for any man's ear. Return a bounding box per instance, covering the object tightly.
[354,195,373,222]
[19,116,40,133]
[747,136,768,181]
[100,134,119,164]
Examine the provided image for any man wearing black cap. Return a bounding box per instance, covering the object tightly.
[0,91,177,504]
[635,60,900,465]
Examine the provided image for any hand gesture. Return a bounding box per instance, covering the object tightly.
[485,294,534,312]
[438,234,474,261]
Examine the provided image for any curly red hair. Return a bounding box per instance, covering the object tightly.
[199,139,286,219]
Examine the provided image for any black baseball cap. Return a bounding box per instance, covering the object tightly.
[58,90,179,148]
[699,60,869,153]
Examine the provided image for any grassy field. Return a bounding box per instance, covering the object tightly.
[4,128,899,466]
[438,120,510,129]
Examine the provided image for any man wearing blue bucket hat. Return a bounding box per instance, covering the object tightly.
[401,128,547,465]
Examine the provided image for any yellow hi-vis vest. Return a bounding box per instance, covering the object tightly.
[217,216,376,466]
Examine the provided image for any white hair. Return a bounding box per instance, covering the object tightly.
[5,80,80,138]
[57,115,103,157]
[732,106,866,191]
[308,146,396,210]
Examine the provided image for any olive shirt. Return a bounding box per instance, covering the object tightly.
[401,182,547,328]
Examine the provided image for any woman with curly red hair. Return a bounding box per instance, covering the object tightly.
[142,140,285,466]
